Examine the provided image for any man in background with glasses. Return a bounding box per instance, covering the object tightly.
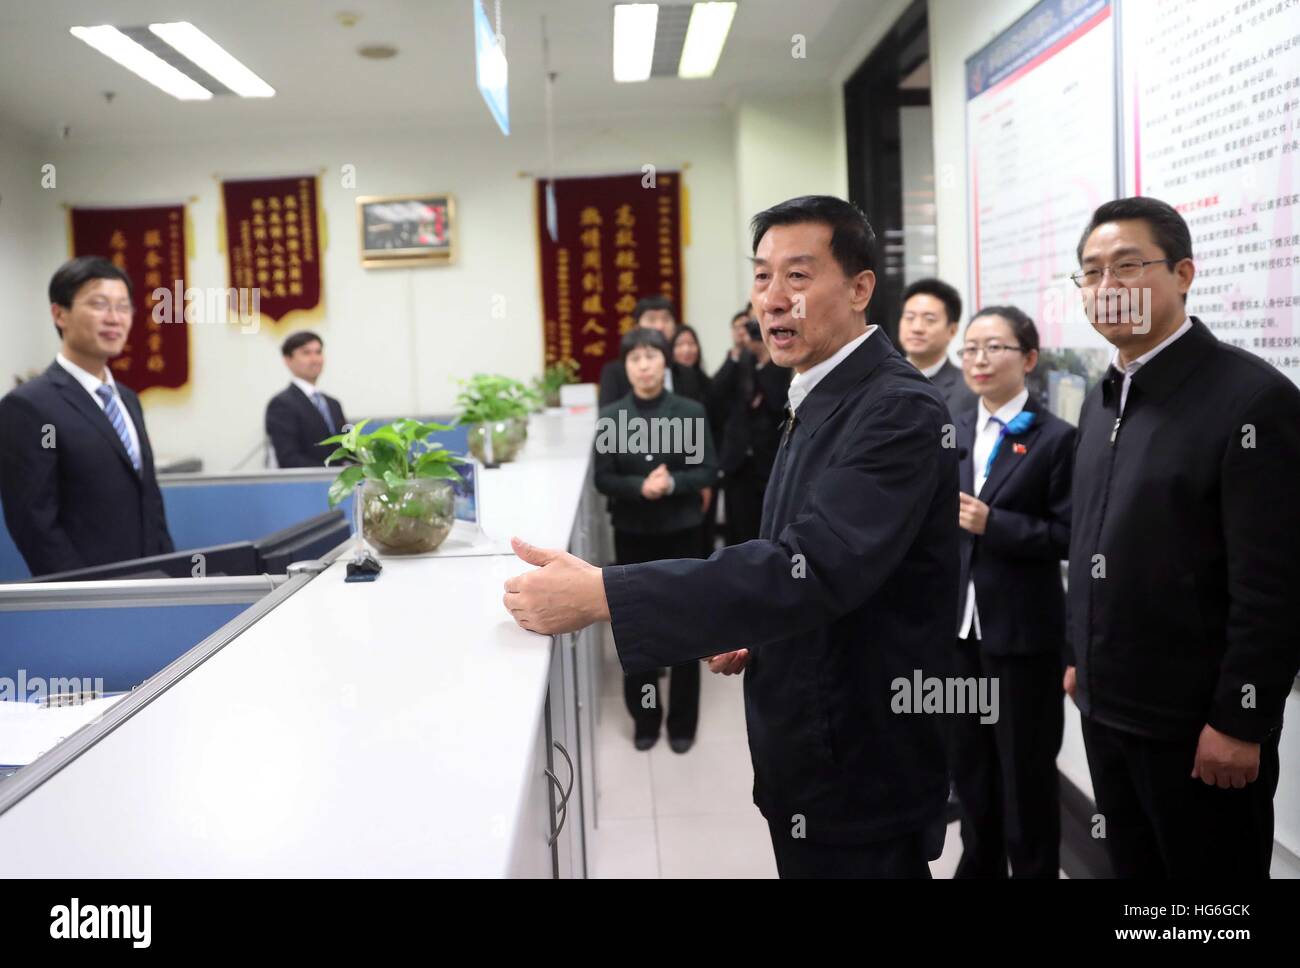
[0,256,174,577]
[1066,196,1300,877]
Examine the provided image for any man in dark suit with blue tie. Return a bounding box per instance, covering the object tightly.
[264,331,347,468]
[950,305,1075,878]
[503,196,960,877]
[0,257,174,577]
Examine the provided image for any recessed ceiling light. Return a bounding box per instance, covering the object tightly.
[70,25,213,100]
[613,4,658,83]
[678,2,736,79]
[149,22,275,98]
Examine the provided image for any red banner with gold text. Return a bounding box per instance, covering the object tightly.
[68,205,188,392]
[221,175,323,325]
[537,172,683,383]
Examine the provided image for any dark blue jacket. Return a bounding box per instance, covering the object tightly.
[1068,317,1300,743]
[0,361,173,576]
[265,383,346,468]
[603,330,959,843]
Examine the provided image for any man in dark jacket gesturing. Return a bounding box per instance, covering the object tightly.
[503,196,960,877]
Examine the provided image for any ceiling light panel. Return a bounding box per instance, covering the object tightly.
[149,22,275,98]
[69,25,213,100]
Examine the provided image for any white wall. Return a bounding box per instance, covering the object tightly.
[29,115,742,470]
[732,93,842,272]
[0,121,54,385]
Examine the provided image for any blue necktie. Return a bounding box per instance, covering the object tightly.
[95,384,142,472]
[984,410,1035,477]
[312,392,335,434]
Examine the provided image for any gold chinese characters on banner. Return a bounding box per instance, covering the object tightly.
[537,172,683,383]
[221,175,324,327]
[69,205,189,392]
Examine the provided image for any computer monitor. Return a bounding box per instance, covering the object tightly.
[27,542,259,583]
[253,510,350,573]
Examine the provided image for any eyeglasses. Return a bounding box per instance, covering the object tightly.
[79,297,134,316]
[959,342,1024,360]
[1069,259,1171,288]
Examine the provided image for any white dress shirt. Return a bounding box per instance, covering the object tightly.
[56,353,142,462]
[959,387,1030,640]
[919,358,946,379]
[1112,316,1192,415]
[290,374,323,402]
[787,326,877,413]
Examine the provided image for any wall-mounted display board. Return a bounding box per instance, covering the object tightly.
[966,0,1119,421]
[1120,0,1300,388]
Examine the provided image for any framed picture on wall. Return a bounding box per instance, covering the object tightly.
[356,194,456,268]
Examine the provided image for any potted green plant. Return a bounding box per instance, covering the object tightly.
[534,359,580,408]
[505,378,542,429]
[455,374,531,464]
[322,419,464,555]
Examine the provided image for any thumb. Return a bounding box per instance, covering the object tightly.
[512,536,561,567]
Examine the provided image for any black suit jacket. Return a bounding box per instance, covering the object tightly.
[957,404,1074,656]
[603,331,959,843]
[598,358,704,408]
[0,361,174,576]
[1068,317,1300,743]
[719,356,791,479]
[265,384,347,468]
[930,358,977,417]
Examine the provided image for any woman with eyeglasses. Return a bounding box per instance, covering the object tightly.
[950,305,1076,878]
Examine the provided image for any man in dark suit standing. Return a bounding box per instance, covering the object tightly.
[598,295,705,406]
[265,331,347,468]
[0,257,174,577]
[1067,196,1300,878]
[504,196,959,877]
[899,277,977,418]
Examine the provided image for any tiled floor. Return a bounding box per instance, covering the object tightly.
[589,626,965,878]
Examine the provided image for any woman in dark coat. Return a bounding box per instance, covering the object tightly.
[595,328,718,753]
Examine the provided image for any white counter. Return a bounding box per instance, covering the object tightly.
[0,409,601,877]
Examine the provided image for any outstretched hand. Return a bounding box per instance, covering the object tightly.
[502,537,611,635]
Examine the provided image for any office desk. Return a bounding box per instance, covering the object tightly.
[0,409,605,877]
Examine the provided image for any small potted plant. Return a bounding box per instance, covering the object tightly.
[504,377,541,431]
[322,419,464,555]
[534,359,579,409]
[455,374,531,464]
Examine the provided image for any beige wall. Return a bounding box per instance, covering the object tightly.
[23,115,743,470]
[0,121,55,386]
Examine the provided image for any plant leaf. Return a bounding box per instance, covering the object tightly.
[415,462,463,481]
[327,465,365,508]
